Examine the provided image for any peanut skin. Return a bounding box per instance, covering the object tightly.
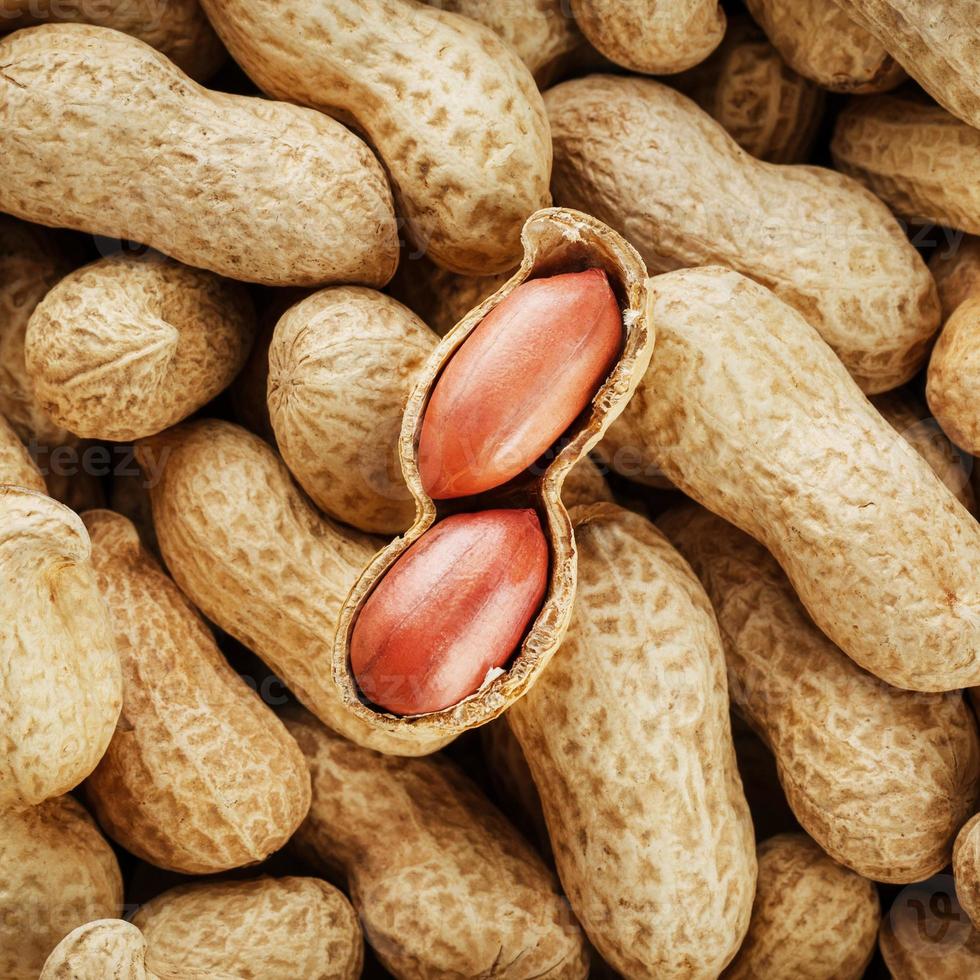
[604,267,980,692]
[0,25,398,287]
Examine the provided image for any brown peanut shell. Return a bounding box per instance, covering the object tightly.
[39,920,164,980]
[605,266,980,692]
[286,707,590,979]
[723,833,879,980]
[509,503,756,978]
[546,74,939,393]
[955,814,980,931]
[660,503,980,882]
[932,236,980,318]
[331,207,654,752]
[0,25,398,287]
[0,410,44,490]
[82,509,311,874]
[198,0,551,277]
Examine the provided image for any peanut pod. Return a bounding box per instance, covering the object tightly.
[40,920,164,980]
[0,25,398,287]
[199,0,551,276]
[0,410,44,490]
[955,814,980,930]
[605,266,980,691]
[660,503,980,882]
[546,74,939,393]
[286,707,590,979]
[332,207,654,752]
[509,503,756,979]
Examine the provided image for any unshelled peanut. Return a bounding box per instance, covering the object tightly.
[0,410,43,490]
[955,814,980,930]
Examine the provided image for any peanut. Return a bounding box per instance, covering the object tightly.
[0,25,398,287]
[0,486,121,808]
[268,287,436,535]
[198,0,551,276]
[418,269,622,499]
[0,0,225,80]
[0,795,123,979]
[660,502,980,882]
[508,503,755,978]
[285,707,590,979]
[0,410,44,491]
[81,509,311,874]
[571,0,725,75]
[834,0,980,129]
[39,920,161,980]
[605,267,980,692]
[559,455,613,508]
[352,508,549,715]
[723,833,879,980]
[546,75,939,393]
[955,814,980,930]
[832,93,980,234]
[25,253,255,442]
[745,0,904,92]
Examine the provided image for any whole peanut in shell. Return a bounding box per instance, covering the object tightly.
[660,502,980,882]
[546,74,939,393]
[39,920,164,980]
[198,0,551,276]
[0,486,122,808]
[0,796,123,980]
[723,833,879,979]
[268,287,436,535]
[0,25,398,287]
[955,814,980,930]
[82,509,311,874]
[508,503,755,979]
[571,0,725,75]
[745,0,904,92]
[130,877,363,979]
[25,253,255,442]
[286,707,590,979]
[834,0,980,129]
[604,266,980,692]
[0,410,44,491]
[0,0,225,80]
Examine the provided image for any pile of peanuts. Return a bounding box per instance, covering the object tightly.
[1,1,979,978]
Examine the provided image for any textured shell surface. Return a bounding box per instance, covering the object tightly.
[82,508,312,874]
[508,503,756,979]
[286,708,590,979]
[0,796,123,980]
[0,25,398,287]
[0,410,45,491]
[39,919,158,980]
[605,267,980,692]
[26,253,256,441]
[931,235,980,317]
[198,0,552,276]
[0,486,122,808]
[546,74,939,393]
[722,833,879,980]
[955,813,980,930]
[660,502,980,883]
[268,287,436,535]
[131,877,363,979]
[927,294,980,455]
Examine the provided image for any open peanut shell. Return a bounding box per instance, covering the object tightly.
[332,207,654,752]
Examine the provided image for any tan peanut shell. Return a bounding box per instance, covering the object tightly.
[0,410,44,490]
[932,236,980,317]
[832,94,980,235]
[509,503,756,978]
[332,208,654,752]
[605,266,980,692]
[956,814,980,930]
[134,419,444,756]
[571,0,724,75]
[82,509,311,874]
[660,502,980,883]
[0,0,225,80]
[723,833,879,979]
[0,25,398,287]
[286,707,590,979]
[1,796,123,980]
[199,0,551,276]
[546,75,939,393]
[0,486,122,808]
[834,0,980,129]
[745,0,904,92]
[673,16,825,164]
[269,288,436,535]
[880,876,980,978]
[40,920,165,980]
[131,877,363,979]
[26,253,255,441]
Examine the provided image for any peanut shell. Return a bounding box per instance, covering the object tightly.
[0,410,44,490]
[955,814,980,930]
[932,236,980,317]
[546,74,939,393]
[39,920,164,980]
[198,0,551,276]
[0,24,398,287]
